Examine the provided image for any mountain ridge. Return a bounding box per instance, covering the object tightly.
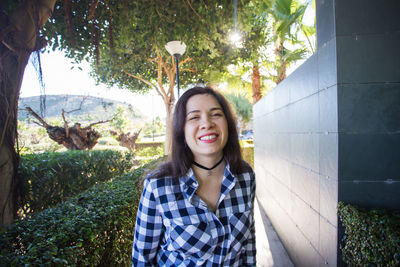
[18,94,144,122]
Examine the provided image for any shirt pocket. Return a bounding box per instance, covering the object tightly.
[168,220,216,260]
[229,210,251,252]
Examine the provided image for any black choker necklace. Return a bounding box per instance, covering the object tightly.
[193,157,224,176]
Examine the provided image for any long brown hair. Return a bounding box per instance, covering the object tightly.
[150,86,246,179]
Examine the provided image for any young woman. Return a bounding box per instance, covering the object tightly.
[132,87,256,266]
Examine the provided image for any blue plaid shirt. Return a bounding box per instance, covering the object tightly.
[131,162,256,267]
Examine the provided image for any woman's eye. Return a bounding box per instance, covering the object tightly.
[212,113,222,117]
[188,116,199,121]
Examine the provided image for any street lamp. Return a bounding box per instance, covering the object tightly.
[165,41,186,98]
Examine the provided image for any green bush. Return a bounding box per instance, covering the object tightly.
[338,202,400,266]
[18,150,135,215]
[97,137,119,146]
[240,142,254,169]
[135,142,164,159]
[135,142,164,150]
[0,165,152,266]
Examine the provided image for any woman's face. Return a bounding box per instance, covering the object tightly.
[184,94,228,162]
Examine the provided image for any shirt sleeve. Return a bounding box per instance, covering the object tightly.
[242,170,256,266]
[132,179,163,267]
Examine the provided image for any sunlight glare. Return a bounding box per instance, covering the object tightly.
[229,31,243,48]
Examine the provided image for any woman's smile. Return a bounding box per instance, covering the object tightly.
[198,133,219,142]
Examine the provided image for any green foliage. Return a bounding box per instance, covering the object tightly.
[18,150,135,215]
[97,137,119,146]
[143,116,165,138]
[0,166,152,266]
[338,202,400,266]
[224,92,253,127]
[17,122,64,154]
[240,141,254,169]
[110,105,131,131]
[135,142,164,159]
[42,0,241,92]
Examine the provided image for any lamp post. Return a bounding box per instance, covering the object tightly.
[165,41,186,98]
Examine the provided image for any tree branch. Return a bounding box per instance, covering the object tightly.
[63,96,88,114]
[180,68,197,73]
[155,48,168,98]
[123,70,164,98]
[183,0,201,18]
[88,0,100,20]
[179,57,193,66]
[85,119,111,128]
[61,109,69,138]
[25,107,49,128]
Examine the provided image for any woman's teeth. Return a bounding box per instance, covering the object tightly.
[199,135,217,140]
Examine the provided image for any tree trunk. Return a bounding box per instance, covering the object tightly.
[163,95,174,156]
[111,129,141,152]
[276,60,287,84]
[26,107,105,150]
[0,0,56,226]
[251,64,262,104]
[275,40,287,84]
[158,54,176,156]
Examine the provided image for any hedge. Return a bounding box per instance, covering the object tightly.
[0,162,160,266]
[338,202,400,266]
[18,150,135,215]
[135,142,164,159]
[240,142,254,169]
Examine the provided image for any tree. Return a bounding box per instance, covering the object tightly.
[25,107,108,150]
[268,0,312,84]
[0,0,57,226]
[0,0,248,225]
[110,129,141,152]
[235,0,273,104]
[223,92,253,132]
[78,2,241,154]
[215,0,315,104]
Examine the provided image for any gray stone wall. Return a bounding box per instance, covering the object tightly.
[254,48,338,266]
[334,1,400,210]
[254,0,399,266]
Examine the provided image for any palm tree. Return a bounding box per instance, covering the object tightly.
[269,0,312,84]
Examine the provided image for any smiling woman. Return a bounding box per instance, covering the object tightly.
[131,87,256,266]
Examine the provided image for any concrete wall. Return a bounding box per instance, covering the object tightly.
[254,1,400,266]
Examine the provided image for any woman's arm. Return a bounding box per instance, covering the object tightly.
[132,179,163,267]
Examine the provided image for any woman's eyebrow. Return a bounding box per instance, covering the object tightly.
[187,107,222,116]
[187,110,200,116]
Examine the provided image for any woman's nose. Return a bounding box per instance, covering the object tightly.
[200,116,214,129]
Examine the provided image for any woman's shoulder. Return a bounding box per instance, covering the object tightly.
[234,160,254,175]
[144,174,175,187]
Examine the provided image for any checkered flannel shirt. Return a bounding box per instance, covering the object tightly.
[131,161,256,267]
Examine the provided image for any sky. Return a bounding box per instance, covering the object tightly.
[20,51,166,120]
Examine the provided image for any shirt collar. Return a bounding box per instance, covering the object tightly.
[179,161,237,202]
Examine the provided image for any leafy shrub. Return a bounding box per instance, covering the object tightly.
[240,142,254,169]
[0,166,150,266]
[338,202,400,266]
[97,137,119,146]
[18,150,135,215]
[135,142,164,150]
[135,142,164,158]
[135,145,164,158]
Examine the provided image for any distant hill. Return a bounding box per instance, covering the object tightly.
[18,95,144,122]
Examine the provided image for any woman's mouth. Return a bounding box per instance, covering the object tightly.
[199,134,218,143]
